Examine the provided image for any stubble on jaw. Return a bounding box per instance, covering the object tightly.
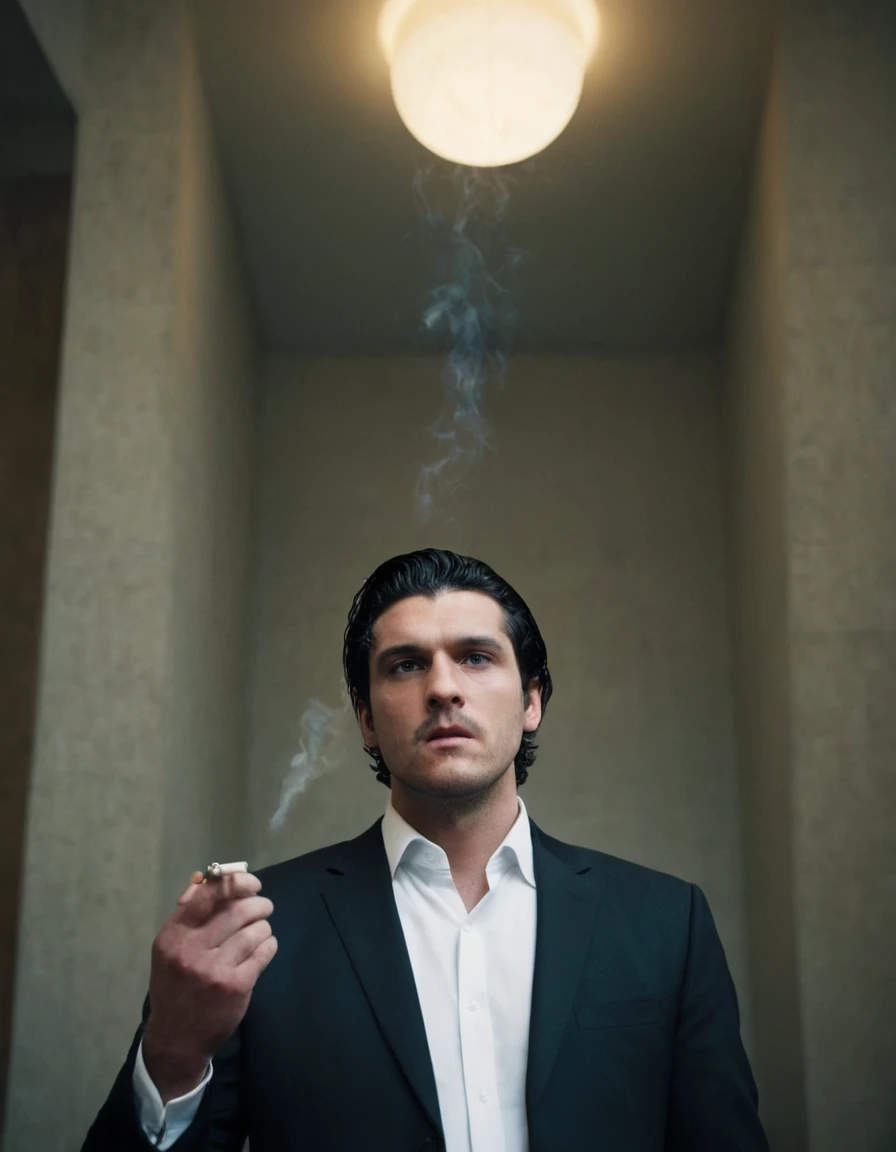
[388,748,518,819]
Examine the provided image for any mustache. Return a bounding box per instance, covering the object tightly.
[415,715,483,743]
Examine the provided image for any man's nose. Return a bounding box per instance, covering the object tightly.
[426,654,465,707]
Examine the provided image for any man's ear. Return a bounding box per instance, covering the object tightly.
[358,701,376,747]
[523,679,543,732]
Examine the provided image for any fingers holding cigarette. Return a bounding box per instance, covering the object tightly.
[147,859,276,1098]
[179,862,255,909]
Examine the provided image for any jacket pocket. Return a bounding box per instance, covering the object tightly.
[574,998,668,1030]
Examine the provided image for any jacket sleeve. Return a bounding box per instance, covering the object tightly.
[79,998,247,1152]
[665,885,770,1151]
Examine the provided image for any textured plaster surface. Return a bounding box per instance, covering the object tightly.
[4,6,258,1148]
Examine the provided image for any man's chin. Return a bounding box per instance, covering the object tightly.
[392,758,510,802]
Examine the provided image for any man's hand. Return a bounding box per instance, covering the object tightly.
[142,871,277,1103]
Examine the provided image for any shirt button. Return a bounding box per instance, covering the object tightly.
[424,851,435,863]
[462,924,472,933]
[467,1000,478,1012]
[479,1088,489,1102]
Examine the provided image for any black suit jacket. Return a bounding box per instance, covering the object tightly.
[82,819,769,1151]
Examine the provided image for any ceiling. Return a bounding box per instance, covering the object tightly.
[190,0,775,355]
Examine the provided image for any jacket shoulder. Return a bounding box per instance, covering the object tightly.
[536,826,697,906]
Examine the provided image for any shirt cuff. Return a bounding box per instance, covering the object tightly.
[132,1037,213,1149]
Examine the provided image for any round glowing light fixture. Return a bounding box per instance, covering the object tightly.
[379,0,598,168]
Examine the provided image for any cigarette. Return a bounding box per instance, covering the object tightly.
[190,861,249,885]
[205,861,248,880]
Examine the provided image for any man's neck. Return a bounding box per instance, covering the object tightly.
[391,775,521,892]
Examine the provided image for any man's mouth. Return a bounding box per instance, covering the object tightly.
[426,725,475,744]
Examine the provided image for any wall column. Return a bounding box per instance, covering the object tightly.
[5,4,187,1147]
[727,5,896,1149]
[782,3,896,1148]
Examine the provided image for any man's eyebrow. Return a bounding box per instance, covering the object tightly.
[374,635,507,671]
[455,635,506,653]
[374,643,426,671]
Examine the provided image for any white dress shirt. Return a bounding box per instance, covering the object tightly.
[133,797,537,1151]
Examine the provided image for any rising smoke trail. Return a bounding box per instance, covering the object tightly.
[269,698,347,832]
[268,168,527,832]
[414,164,526,520]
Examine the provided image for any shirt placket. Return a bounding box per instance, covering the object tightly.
[457,919,506,1152]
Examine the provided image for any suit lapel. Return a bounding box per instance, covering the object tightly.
[318,818,606,1128]
[526,823,607,1110]
[319,821,443,1136]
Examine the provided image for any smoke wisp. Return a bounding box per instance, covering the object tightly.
[266,169,530,834]
[414,164,525,520]
[269,698,348,832]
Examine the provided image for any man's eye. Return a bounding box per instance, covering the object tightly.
[465,653,491,666]
[391,660,420,674]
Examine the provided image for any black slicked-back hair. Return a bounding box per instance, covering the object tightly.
[343,548,553,787]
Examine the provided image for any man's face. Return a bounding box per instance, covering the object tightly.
[358,590,542,802]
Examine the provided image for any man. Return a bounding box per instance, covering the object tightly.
[82,548,769,1151]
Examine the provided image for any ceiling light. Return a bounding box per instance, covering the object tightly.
[379,0,599,168]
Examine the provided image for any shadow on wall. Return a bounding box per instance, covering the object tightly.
[0,0,76,1129]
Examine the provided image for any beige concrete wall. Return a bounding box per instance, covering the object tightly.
[161,13,259,921]
[723,48,809,1152]
[3,4,258,1148]
[725,5,896,1149]
[246,352,753,1044]
[781,4,896,1149]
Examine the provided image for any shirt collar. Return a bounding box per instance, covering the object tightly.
[381,794,536,888]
